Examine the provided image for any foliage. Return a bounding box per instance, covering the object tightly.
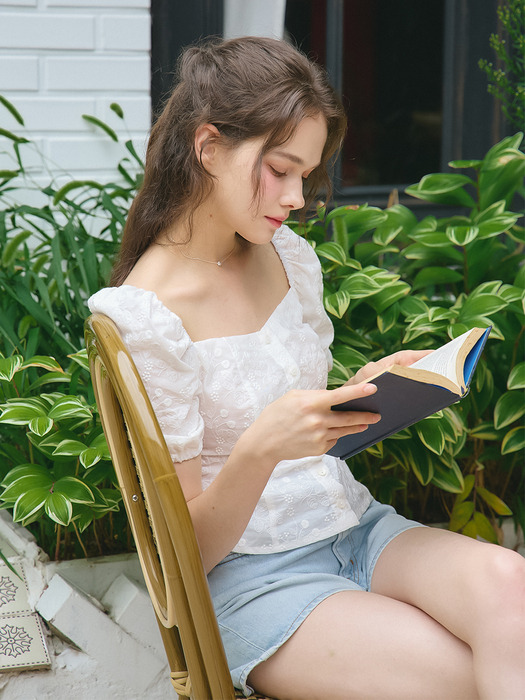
[0,96,142,558]
[0,350,130,559]
[479,0,525,135]
[0,97,142,360]
[0,95,523,558]
[289,132,525,544]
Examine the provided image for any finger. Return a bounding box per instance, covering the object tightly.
[329,410,381,429]
[325,381,377,407]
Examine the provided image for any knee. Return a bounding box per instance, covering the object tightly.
[477,545,525,631]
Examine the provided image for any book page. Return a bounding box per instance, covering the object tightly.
[409,329,473,386]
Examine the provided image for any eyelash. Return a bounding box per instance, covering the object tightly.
[269,166,286,178]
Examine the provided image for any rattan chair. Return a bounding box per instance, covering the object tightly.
[85,313,274,700]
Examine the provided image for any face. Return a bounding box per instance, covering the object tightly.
[206,115,328,244]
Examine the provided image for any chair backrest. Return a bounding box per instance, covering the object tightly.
[85,313,237,700]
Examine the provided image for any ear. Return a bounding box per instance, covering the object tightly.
[194,123,221,170]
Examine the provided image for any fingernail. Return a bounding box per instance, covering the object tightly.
[363,383,377,394]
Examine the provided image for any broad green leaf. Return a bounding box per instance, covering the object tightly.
[28,417,54,436]
[462,520,478,539]
[53,476,95,504]
[473,512,498,543]
[52,439,88,457]
[315,241,347,265]
[68,349,89,371]
[0,356,23,381]
[89,432,110,459]
[431,458,464,493]
[455,474,475,503]
[469,422,500,440]
[449,501,475,531]
[324,290,351,318]
[0,401,46,424]
[0,464,49,488]
[408,231,450,247]
[407,442,434,485]
[445,225,479,246]
[477,214,520,239]
[22,356,64,373]
[448,158,482,169]
[48,396,93,421]
[0,473,52,502]
[13,488,49,524]
[339,273,381,298]
[507,362,525,390]
[416,419,446,455]
[501,427,525,455]
[337,205,388,237]
[477,487,512,516]
[367,282,410,314]
[80,447,102,469]
[377,303,400,334]
[494,391,525,429]
[45,492,72,526]
[406,173,476,207]
[459,294,507,321]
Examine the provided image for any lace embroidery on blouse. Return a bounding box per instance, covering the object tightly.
[88,225,372,553]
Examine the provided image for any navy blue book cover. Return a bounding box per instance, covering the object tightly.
[327,327,490,461]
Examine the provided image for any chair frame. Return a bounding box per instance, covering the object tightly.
[85,313,238,700]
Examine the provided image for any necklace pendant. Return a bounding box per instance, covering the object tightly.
[217,261,222,266]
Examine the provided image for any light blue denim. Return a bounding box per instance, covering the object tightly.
[207,500,423,696]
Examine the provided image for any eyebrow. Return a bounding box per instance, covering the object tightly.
[272,150,320,170]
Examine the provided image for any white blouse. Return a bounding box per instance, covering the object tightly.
[88,225,372,554]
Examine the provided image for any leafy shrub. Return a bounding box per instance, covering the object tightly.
[289,132,525,543]
[0,96,141,558]
[0,95,523,558]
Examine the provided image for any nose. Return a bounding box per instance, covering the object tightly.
[280,178,305,211]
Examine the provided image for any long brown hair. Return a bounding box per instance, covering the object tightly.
[110,36,347,286]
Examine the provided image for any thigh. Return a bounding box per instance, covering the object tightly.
[248,589,477,700]
[370,525,525,643]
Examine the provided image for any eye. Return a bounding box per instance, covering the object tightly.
[269,165,286,178]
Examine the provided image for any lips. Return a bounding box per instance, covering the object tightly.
[265,216,285,228]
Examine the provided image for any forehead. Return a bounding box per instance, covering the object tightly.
[269,115,328,167]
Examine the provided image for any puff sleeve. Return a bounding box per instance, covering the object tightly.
[274,226,334,369]
[88,286,204,463]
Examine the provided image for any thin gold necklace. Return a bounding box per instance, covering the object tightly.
[179,244,237,267]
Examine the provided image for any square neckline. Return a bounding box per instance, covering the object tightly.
[120,227,295,346]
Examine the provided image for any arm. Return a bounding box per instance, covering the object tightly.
[176,381,380,573]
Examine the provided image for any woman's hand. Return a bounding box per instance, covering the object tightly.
[347,350,433,386]
[240,382,381,465]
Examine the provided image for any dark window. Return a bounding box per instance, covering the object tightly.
[285,0,507,204]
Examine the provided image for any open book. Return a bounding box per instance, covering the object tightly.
[327,327,491,461]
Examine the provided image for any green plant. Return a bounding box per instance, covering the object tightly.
[0,350,128,560]
[479,0,525,135]
[289,132,525,543]
[0,96,141,558]
[0,96,142,361]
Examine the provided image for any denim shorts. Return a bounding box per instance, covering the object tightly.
[207,500,423,696]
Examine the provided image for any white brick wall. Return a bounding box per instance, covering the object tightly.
[0,0,151,188]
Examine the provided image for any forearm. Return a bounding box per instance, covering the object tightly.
[187,436,277,573]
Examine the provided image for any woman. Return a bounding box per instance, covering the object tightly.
[89,36,525,700]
